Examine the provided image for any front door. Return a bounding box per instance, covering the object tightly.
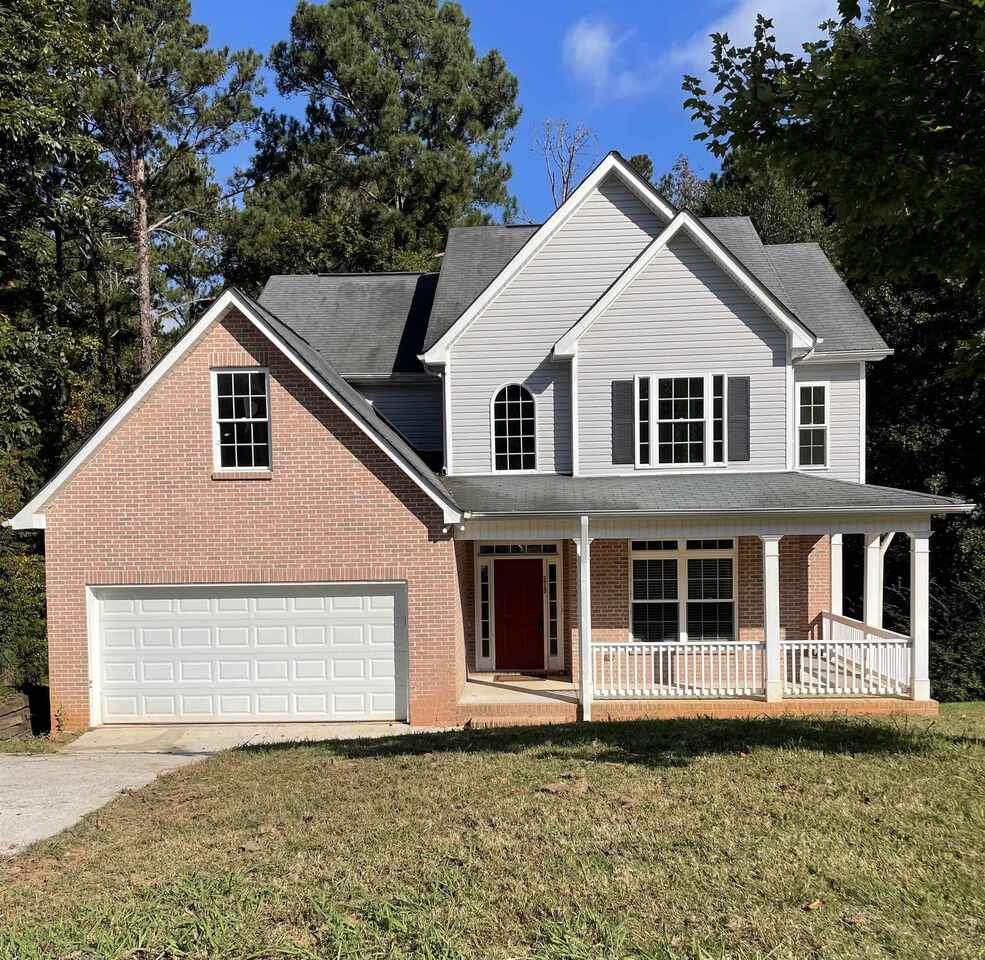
[493,558,544,670]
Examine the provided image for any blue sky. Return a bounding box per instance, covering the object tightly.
[192,0,841,223]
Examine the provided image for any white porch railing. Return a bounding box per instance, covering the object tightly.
[781,612,912,697]
[593,641,766,699]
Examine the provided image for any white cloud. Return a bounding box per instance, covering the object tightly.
[668,0,841,74]
[562,18,652,100]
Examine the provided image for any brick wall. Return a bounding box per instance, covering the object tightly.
[737,535,830,641]
[43,307,465,731]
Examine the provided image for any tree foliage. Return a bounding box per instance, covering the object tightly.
[678,3,985,698]
[683,1,985,300]
[223,0,520,288]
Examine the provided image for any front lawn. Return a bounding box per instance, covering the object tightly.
[2,705,984,959]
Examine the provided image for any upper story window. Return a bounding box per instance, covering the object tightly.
[492,383,536,471]
[635,374,729,468]
[797,383,828,468]
[213,370,270,470]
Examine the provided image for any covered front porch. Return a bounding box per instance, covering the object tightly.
[446,472,971,724]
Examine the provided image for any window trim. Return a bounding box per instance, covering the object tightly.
[796,380,830,471]
[634,373,729,470]
[489,382,538,474]
[627,539,737,643]
[211,367,272,473]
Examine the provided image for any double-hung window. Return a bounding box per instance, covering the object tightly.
[797,382,828,468]
[630,539,736,642]
[635,374,727,467]
[213,370,270,470]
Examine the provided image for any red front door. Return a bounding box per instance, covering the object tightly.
[493,558,545,670]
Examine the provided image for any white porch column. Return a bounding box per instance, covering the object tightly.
[577,514,594,721]
[829,533,843,618]
[760,535,783,702]
[909,531,931,701]
[863,532,884,628]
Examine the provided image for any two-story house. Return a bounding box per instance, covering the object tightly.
[7,152,973,731]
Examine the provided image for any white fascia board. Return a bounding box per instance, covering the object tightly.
[462,502,976,519]
[7,288,461,530]
[796,349,893,364]
[554,211,815,357]
[420,152,677,366]
[5,289,244,531]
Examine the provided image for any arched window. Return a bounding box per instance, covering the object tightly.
[492,384,536,471]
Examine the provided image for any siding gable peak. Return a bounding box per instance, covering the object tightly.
[420,152,677,366]
[553,212,817,358]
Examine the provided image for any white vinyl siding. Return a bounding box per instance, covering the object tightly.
[794,362,863,481]
[353,380,443,452]
[577,233,788,474]
[447,173,668,475]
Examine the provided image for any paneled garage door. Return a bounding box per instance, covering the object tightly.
[92,584,407,723]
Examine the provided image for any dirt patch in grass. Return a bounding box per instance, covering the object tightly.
[1,706,984,959]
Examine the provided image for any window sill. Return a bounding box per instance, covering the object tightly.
[211,470,272,481]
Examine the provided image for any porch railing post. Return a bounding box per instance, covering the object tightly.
[577,514,594,721]
[909,530,931,701]
[760,535,783,702]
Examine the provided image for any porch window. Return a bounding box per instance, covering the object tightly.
[492,383,536,471]
[630,540,736,642]
[631,558,679,641]
[798,383,828,468]
[478,543,557,555]
[686,557,735,641]
[547,565,559,657]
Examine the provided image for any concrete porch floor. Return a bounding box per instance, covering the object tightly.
[460,675,579,706]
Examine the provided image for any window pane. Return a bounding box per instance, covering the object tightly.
[633,558,678,601]
[220,445,236,467]
[250,372,265,394]
[219,423,235,444]
[218,397,234,419]
[687,558,733,600]
[253,444,270,468]
[234,396,249,418]
[633,602,679,642]
[686,602,734,641]
[233,372,249,394]
[236,444,254,467]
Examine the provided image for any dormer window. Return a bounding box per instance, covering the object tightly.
[213,370,270,470]
[492,384,536,471]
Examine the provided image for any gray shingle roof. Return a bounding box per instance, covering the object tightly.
[258,272,438,376]
[765,243,889,354]
[442,472,970,516]
[700,219,887,354]
[424,224,539,350]
[232,289,456,515]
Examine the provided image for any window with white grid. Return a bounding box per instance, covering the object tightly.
[213,370,270,470]
[798,383,828,468]
[492,383,536,471]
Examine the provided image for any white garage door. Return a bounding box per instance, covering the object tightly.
[92,584,407,724]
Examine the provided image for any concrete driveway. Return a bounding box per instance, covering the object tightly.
[0,721,414,856]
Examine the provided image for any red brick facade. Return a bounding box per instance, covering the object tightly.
[43,308,466,732]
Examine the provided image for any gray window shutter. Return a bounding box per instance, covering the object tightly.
[727,376,750,462]
[611,380,634,465]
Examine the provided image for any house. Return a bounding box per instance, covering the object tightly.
[6,152,974,732]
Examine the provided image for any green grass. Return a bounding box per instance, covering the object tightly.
[2,705,984,959]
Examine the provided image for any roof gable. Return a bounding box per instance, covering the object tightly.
[554,212,816,357]
[6,289,461,530]
[420,152,677,365]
